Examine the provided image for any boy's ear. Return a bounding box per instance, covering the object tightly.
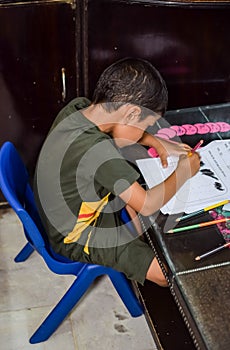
[124,105,142,124]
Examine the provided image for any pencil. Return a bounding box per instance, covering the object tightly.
[175,199,230,222]
[167,217,230,233]
[195,242,230,261]
[187,139,204,157]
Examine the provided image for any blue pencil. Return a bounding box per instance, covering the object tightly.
[195,242,230,261]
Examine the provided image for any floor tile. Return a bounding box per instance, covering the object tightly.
[71,276,157,350]
[0,209,157,349]
[0,307,76,350]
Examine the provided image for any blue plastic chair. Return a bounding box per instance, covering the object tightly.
[0,141,143,344]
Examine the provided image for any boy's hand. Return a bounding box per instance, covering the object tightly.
[177,152,201,179]
[154,137,192,168]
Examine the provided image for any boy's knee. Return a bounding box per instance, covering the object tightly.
[156,275,168,287]
[146,257,168,287]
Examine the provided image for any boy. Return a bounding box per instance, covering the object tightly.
[34,58,200,287]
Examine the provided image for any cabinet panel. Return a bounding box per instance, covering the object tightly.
[84,0,230,110]
[0,1,77,173]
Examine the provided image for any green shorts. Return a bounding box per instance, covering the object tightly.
[63,220,155,285]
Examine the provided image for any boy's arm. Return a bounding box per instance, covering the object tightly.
[138,132,192,168]
[119,152,200,216]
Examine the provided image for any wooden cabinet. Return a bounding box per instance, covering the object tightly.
[83,0,230,110]
[0,0,78,174]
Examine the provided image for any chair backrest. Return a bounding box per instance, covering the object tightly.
[0,142,47,251]
[0,142,87,275]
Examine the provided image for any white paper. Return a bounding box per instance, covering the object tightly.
[223,203,230,211]
[136,140,230,215]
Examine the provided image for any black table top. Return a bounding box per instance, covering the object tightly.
[142,211,230,350]
[131,102,230,350]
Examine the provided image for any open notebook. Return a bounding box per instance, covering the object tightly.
[136,139,230,215]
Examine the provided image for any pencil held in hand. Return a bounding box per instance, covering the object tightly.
[188,139,204,157]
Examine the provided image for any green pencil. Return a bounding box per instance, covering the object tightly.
[167,217,230,234]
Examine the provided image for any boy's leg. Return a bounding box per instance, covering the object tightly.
[146,257,168,287]
[125,206,168,287]
[86,210,168,287]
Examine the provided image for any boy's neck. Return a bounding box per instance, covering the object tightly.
[82,103,125,133]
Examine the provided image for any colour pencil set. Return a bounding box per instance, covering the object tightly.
[166,199,230,260]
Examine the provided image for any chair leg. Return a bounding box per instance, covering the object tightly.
[30,266,142,344]
[14,242,34,262]
[109,270,143,317]
[29,266,99,344]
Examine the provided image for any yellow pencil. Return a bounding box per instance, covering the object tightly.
[176,199,230,222]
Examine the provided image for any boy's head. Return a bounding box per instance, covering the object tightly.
[92,57,168,118]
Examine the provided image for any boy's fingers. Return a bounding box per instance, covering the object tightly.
[160,155,168,168]
[181,143,192,151]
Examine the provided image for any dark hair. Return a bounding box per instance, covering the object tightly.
[92,57,168,117]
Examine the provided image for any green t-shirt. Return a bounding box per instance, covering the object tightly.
[34,99,140,259]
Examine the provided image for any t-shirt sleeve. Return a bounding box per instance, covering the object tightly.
[93,140,140,195]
